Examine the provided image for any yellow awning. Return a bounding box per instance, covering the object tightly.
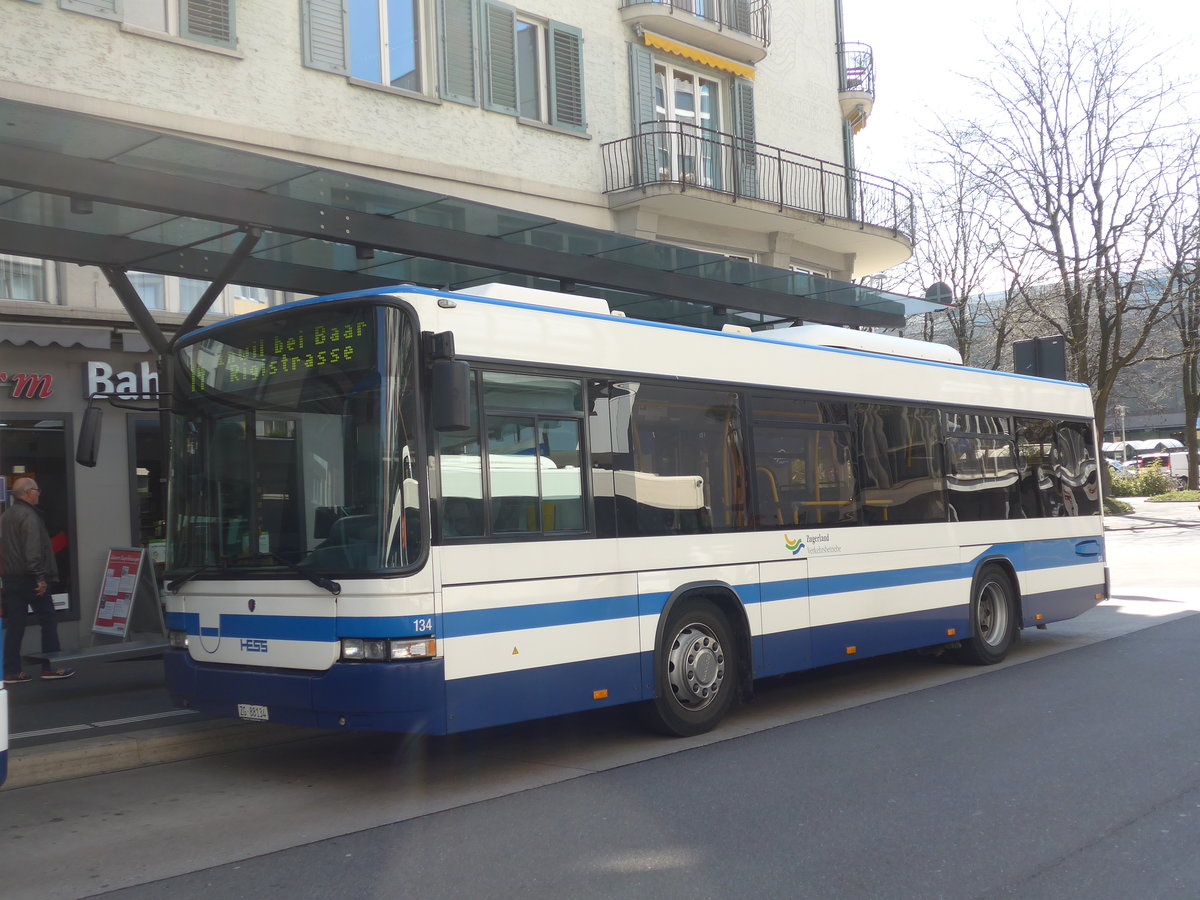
[642,32,756,81]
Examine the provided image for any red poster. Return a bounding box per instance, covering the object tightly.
[93,548,145,637]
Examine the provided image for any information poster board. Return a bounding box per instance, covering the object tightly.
[93,548,147,638]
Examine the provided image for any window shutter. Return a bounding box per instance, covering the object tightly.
[731,76,758,199]
[181,0,235,48]
[547,22,585,131]
[628,43,655,132]
[438,0,478,105]
[301,0,349,75]
[627,43,656,186]
[481,0,517,115]
[59,0,120,20]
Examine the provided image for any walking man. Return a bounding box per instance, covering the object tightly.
[2,477,74,683]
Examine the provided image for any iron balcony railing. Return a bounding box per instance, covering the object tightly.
[601,122,915,240]
[619,0,772,47]
[838,42,875,96]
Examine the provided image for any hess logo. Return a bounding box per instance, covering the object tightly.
[240,639,269,653]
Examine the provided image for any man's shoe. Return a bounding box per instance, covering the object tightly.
[4,672,33,684]
[40,667,75,680]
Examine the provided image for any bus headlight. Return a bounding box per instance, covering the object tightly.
[341,638,436,661]
[389,638,437,660]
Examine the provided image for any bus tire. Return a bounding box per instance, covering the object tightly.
[644,599,737,737]
[955,564,1018,666]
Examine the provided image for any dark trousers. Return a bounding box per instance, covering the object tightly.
[2,574,61,675]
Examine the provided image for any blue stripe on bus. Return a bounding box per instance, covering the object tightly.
[165,538,1101,643]
[164,571,1106,737]
[169,611,438,641]
[442,593,639,638]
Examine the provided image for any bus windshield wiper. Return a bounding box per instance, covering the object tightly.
[166,558,232,593]
[245,552,342,596]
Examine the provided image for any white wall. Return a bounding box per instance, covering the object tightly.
[1,0,894,279]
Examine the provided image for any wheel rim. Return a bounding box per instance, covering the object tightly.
[665,621,726,711]
[977,580,1010,648]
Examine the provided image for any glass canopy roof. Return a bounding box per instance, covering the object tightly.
[0,97,945,331]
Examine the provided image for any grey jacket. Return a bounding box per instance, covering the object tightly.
[1,499,59,583]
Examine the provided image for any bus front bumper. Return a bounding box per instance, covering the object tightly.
[164,650,448,734]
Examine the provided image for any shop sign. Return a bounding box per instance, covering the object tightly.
[0,370,54,399]
[1,362,158,401]
[84,361,159,400]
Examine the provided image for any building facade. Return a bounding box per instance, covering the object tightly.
[0,0,911,649]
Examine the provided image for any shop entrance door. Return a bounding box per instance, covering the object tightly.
[0,416,74,618]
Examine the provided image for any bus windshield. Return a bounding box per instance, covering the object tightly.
[167,302,422,577]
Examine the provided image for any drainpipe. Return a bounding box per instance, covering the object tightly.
[833,0,858,223]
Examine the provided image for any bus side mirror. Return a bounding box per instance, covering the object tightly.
[76,406,103,467]
[431,359,471,432]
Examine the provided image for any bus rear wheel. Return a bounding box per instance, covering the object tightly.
[955,565,1018,666]
[644,600,737,737]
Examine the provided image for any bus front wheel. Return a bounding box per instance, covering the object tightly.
[956,565,1018,666]
[644,600,737,737]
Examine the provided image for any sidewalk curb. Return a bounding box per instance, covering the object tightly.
[2,720,326,791]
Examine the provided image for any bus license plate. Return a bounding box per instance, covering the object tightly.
[237,703,269,721]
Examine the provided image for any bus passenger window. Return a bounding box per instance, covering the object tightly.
[856,403,944,525]
[945,434,1019,522]
[1015,417,1098,517]
[749,394,856,528]
[608,383,747,536]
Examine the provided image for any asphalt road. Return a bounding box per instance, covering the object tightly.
[2,506,1197,900]
[96,616,1200,900]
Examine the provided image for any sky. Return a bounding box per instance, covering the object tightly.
[841,0,1200,182]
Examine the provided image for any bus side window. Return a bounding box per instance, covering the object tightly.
[438,369,486,539]
[748,395,856,529]
[610,383,747,536]
[856,403,944,525]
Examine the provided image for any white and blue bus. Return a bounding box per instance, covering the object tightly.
[163,283,1106,736]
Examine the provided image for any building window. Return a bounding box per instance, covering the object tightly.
[653,62,721,185]
[790,264,831,278]
[348,0,422,90]
[302,0,584,129]
[230,284,278,315]
[0,254,45,302]
[178,277,209,313]
[65,0,237,49]
[476,3,584,129]
[515,18,541,119]
[126,273,283,316]
[629,44,756,195]
[130,272,166,311]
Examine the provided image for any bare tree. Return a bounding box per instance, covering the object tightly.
[891,144,1022,369]
[941,4,1198,441]
[1160,197,1200,488]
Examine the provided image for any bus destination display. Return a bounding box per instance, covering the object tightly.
[183,311,373,396]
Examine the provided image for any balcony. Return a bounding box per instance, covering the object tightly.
[838,42,875,134]
[619,0,771,65]
[601,122,914,272]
